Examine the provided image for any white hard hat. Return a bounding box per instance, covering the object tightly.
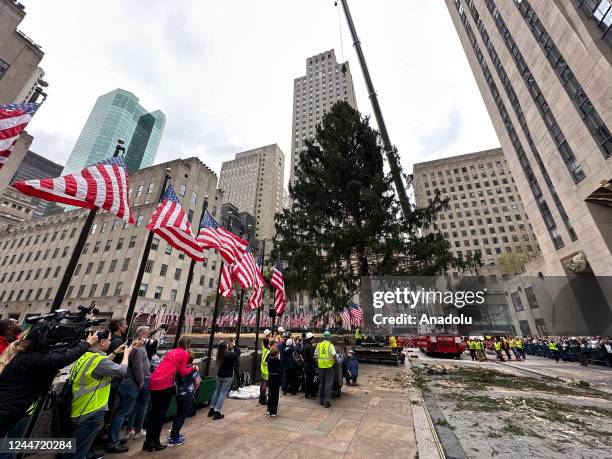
[263,329,271,336]
[277,327,285,332]
[286,338,293,347]
[306,332,314,339]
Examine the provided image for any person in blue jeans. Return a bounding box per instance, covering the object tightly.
[208,339,240,420]
[107,327,150,453]
[125,339,161,439]
[168,351,200,446]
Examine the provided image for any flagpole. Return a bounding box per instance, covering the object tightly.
[251,238,265,380]
[173,195,209,347]
[51,140,125,311]
[126,168,171,326]
[234,289,245,346]
[204,261,225,377]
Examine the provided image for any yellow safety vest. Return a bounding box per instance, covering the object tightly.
[389,336,397,348]
[261,346,270,380]
[549,342,559,351]
[316,341,334,369]
[355,329,363,340]
[494,341,502,351]
[467,340,475,350]
[70,352,112,419]
[510,339,516,348]
[516,339,523,349]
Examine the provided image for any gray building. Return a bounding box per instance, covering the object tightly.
[63,89,165,175]
[0,157,224,322]
[290,49,357,187]
[446,0,612,334]
[0,0,44,104]
[8,150,63,217]
[218,144,284,242]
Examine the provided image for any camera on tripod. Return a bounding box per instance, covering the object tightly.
[24,304,104,351]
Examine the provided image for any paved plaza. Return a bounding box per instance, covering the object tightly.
[110,364,418,458]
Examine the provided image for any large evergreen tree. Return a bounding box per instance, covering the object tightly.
[274,102,478,310]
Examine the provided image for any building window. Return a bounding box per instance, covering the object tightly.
[170,289,178,301]
[85,263,93,275]
[89,284,97,297]
[179,185,186,196]
[116,238,124,250]
[122,258,130,272]
[151,237,160,250]
[136,185,144,197]
[77,285,85,298]
[191,192,197,204]
[147,182,155,194]
[101,283,110,297]
[93,241,100,253]
[109,259,117,273]
[136,216,144,227]
[514,0,612,158]
[144,260,154,273]
[114,282,123,296]
[138,283,148,297]
[129,236,137,248]
[0,58,9,80]
[104,240,112,252]
[174,268,182,280]
[154,286,163,299]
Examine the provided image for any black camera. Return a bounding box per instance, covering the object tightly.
[24,305,103,351]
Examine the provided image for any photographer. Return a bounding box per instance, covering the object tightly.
[0,331,98,437]
[0,319,22,355]
[66,333,141,459]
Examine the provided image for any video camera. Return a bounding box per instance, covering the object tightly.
[24,304,104,351]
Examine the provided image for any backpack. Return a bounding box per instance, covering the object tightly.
[52,379,74,436]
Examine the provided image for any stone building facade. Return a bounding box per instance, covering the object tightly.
[289,49,357,186]
[218,144,284,242]
[0,157,224,322]
[446,0,612,334]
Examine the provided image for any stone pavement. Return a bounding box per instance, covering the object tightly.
[110,364,418,458]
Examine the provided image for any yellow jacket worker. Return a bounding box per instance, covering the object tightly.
[315,331,337,408]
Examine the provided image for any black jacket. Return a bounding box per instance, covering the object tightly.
[217,348,241,378]
[303,340,315,365]
[267,357,282,385]
[0,342,91,428]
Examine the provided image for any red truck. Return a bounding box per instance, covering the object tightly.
[412,335,466,358]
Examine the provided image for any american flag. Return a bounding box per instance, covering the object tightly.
[340,309,351,328]
[0,103,39,171]
[248,255,265,310]
[350,303,364,326]
[14,155,134,223]
[271,257,286,315]
[219,262,234,298]
[197,211,248,264]
[146,183,203,261]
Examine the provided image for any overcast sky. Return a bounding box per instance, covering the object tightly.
[20,0,499,185]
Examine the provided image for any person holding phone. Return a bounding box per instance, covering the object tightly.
[144,336,193,451]
[207,338,240,420]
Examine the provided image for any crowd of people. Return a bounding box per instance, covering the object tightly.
[0,316,360,459]
[0,316,204,458]
[464,335,612,366]
[258,327,355,416]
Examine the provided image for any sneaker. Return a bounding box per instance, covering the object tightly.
[167,435,185,447]
[270,413,278,417]
[207,408,215,417]
[133,430,145,440]
[105,444,129,454]
[212,411,225,420]
[122,429,135,440]
[265,412,272,417]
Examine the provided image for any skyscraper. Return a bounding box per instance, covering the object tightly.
[446,0,612,280]
[218,144,284,242]
[289,49,357,186]
[8,150,62,217]
[63,89,165,174]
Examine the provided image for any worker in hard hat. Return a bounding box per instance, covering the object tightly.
[315,331,337,408]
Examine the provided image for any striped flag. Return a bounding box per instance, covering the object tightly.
[340,309,351,329]
[197,211,248,264]
[219,262,234,298]
[350,303,364,326]
[14,155,134,223]
[146,183,204,261]
[271,257,286,315]
[0,103,39,171]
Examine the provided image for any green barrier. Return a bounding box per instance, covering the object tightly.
[165,376,217,417]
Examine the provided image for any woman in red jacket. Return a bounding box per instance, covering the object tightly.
[143,336,194,452]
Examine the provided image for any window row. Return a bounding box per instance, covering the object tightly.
[514,0,612,158]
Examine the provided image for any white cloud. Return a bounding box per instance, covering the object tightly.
[19,0,499,184]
